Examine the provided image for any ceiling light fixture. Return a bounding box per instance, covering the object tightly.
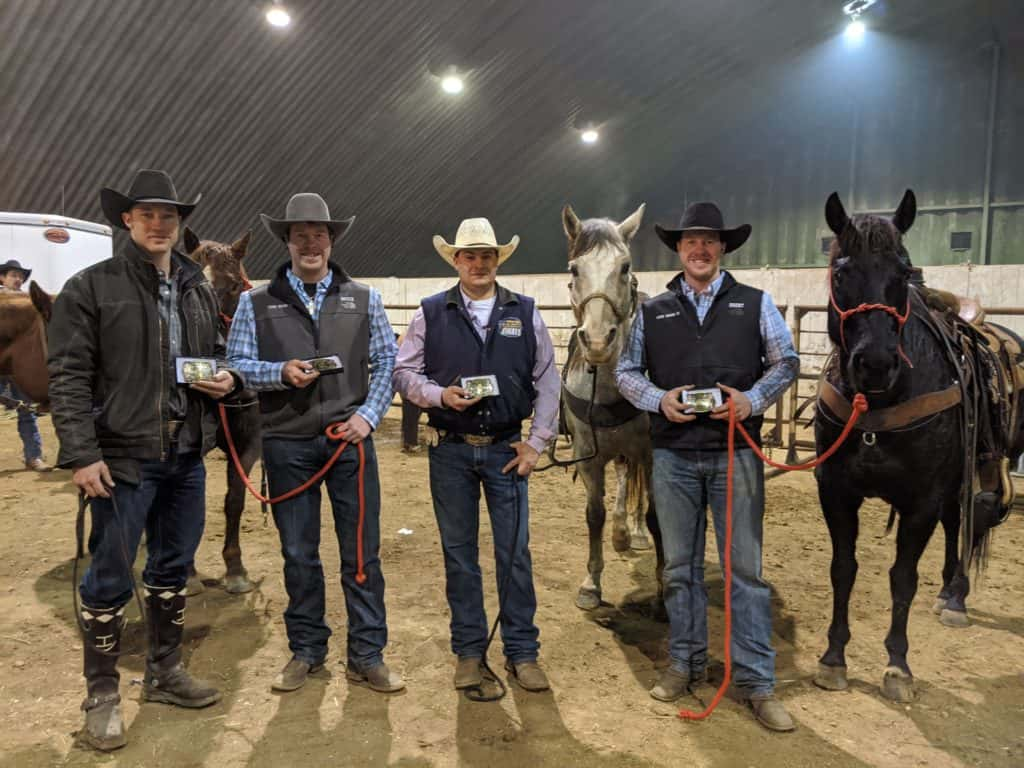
[580,129,599,145]
[841,0,874,42]
[441,74,464,95]
[266,3,291,28]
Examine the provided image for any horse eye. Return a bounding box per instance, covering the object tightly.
[620,263,630,276]
[569,265,579,277]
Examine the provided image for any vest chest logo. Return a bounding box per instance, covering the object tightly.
[338,296,357,310]
[728,301,745,316]
[498,317,522,338]
[267,303,289,310]
[655,311,681,320]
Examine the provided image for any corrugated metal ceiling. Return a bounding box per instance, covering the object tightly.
[1,0,1017,277]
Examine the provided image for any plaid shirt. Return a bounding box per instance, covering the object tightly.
[615,271,798,416]
[227,269,397,429]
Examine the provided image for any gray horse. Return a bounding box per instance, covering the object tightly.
[561,204,664,613]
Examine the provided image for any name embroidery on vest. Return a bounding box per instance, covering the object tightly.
[498,317,522,338]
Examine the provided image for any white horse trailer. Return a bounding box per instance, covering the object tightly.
[0,212,112,294]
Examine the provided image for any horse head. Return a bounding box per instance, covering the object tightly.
[825,189,917,395]
[0,281,53,408]
[562,203,645,366]
[184,228,252,322]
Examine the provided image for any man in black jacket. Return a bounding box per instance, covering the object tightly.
[48,169,238,752]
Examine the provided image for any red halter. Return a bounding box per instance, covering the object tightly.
[219,277,253,330]
[828,265,913,368]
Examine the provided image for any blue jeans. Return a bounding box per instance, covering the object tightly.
[263,435,387,670]
[79,449,206,608]
[652,447,775,696]
[1,380,42,461]
[428,438,540,663]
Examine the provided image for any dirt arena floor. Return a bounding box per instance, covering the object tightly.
[1,410,1022,768]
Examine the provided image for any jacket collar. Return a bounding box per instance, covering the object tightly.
[668,270,736,298]
[444,282,519,309]
[120,239,205,293]
[267,260,349,308]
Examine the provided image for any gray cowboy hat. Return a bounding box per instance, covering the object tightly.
[260,193,356,243]
[655,201,752,253]
[0,259,31,279]
[100,169,201,230]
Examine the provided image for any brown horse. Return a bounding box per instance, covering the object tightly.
[183,228,262,595]
[0,283,53,409]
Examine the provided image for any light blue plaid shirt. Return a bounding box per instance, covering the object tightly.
[615,271,798,416]
[227,268,397,429]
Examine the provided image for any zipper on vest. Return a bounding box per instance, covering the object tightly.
[157,312,167,461]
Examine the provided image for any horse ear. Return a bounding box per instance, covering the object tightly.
[183,227,201,256]
[562,205,582,243]
[893,189,916,234]
[825,192,849,237]
[231,231,251,259]
[617,203,645,243]
[28,281,53,323]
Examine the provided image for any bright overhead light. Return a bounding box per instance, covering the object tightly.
[441,75,464,95]
[581,129,599,144]
[266,6,291,28]
[844,18,866,42]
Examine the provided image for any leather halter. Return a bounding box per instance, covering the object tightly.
[828,264,913,368]
[218,276,253,330]
[573,290,629,324]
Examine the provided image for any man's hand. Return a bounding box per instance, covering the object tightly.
[502,441,541,477]
[660,386,697,424]
[73,460,114,499]
[441,385,482,412]
[710,383,753,421]
[282,359,320,388]
[336,414,372,444]
[189,370,235,399]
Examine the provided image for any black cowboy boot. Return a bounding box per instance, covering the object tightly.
[141,584,221,708]
[78,603,127,751]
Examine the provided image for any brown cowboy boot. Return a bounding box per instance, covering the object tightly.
[78,603,127,752]
[141,585,221,708]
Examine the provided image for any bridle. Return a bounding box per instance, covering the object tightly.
[828,263,913,368]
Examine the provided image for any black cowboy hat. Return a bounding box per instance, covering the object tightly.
[260,193,355,244]
[655,201,751,253]
[0,259,31,279]
[100,169,201,230]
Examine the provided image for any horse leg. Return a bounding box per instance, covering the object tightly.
[576,461,607,610]
[881,508,938,703]
[222,449,256,594]
[611,458,631,552]
[813,486,862,692]
[645,495,667,622]
[936,501,969,626]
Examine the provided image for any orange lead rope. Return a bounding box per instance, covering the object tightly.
[218,403,369,585]
[677,392,868,721]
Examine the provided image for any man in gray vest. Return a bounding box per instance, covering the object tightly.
[227,193,403,694]
[615,202,799,731]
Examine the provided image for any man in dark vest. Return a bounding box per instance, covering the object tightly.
[226,193,403,694]
[49,169,239,751]
[615,202,799,731]
[393,218,559,693]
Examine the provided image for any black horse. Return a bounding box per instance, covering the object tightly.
[811,189,1021,703]
[184,228,263,595]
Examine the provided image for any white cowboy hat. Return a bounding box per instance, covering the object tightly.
[432,218,520,267]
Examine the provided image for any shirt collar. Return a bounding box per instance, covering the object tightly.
[679,270,726,300]
[460,287,496,308]
[286,268,333,294]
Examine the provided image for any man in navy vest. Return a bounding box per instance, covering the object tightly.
[393,218,559,693]
[615,202,799,731]
[227,193,404,695]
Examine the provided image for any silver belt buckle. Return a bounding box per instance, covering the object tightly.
[464,434,493,447]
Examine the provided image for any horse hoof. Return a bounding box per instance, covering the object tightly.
[611,531,630,553]
[629,533,652,551]
[185,574,205,597]
[575,588,601,611]
[881,667,915,703]
[939,608,970,627]
[224,573,254,594]
[932,598,947,615]
[813,663,848,691]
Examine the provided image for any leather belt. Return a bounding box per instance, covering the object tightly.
[439,428,519,447]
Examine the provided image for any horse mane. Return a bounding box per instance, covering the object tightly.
[0,293,40,346]
[568,218,626,261]
[829,215,909,266]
